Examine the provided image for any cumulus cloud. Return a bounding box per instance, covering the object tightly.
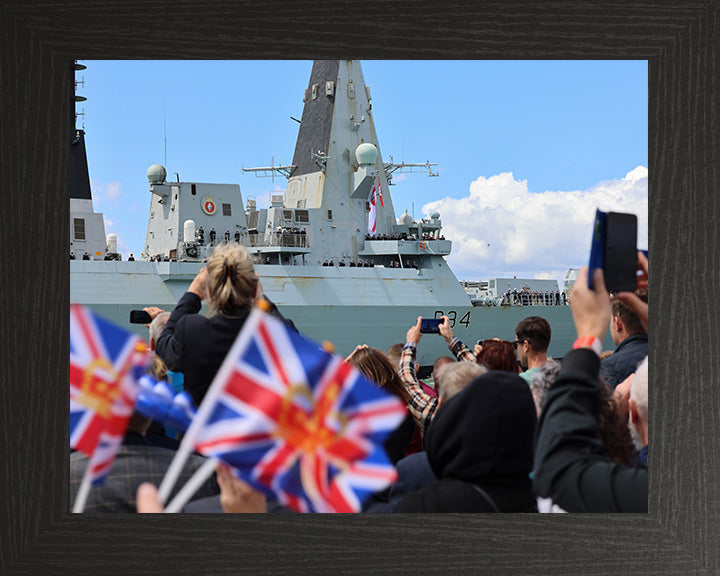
[104,216,114,229]
[91,180,124,207]
[423,166,648,282]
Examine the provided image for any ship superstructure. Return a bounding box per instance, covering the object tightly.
[70,60,587,365]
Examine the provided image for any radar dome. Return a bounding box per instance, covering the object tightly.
[399,213,413,225]
[430,211,440,220]
[106,233,117,253]
[147,164,167,184]
[355,143,378,166]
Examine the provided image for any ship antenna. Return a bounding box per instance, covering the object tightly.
[163,98,167,168]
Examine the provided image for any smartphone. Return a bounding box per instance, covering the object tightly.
[420,318,442,334]
[129,309,153,324]
[588,209,638,292]
[604,212,638,292]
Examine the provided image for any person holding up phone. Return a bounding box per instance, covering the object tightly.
[600,252,649,389]
[533,257,648,512]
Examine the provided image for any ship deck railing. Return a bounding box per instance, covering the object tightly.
[245,233,310,249]
[471,295,570,307]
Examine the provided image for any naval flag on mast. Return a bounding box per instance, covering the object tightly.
[368,183,377,236]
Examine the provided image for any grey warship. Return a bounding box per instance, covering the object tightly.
[70,60,580,366]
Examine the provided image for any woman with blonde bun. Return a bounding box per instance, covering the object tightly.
[153,244,285,406]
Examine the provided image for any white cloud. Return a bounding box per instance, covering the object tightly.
[423,166,648,282]
[104,217,114,229]
[91,180,124,207]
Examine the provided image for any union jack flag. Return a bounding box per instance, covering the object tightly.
[70,305,148,484]
[188,307,407,513]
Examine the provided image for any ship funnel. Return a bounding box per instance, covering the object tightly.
[106,233,117,253]
[183,220,196,243]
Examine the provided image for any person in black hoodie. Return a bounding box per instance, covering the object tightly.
[397,371,538,513]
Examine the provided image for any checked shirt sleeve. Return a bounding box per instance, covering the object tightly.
[399,343,438,435]
[449,337,476,363]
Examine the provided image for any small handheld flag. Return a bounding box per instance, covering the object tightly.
[70,304,149,484]
[164,306,406,513]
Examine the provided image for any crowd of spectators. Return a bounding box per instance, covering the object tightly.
[71,243,649,514]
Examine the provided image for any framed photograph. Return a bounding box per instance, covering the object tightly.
[1,1,713,573]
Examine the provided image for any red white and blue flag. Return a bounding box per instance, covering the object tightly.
[187,308,406,513]
[377,177,384,207]
[70,304,148,484]
[368,184,377,237]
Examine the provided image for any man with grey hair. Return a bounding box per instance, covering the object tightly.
[148,310,171,351]
[629,356,648,466]
[435,361,485,403]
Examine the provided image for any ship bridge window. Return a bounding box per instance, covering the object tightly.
[222,203,232,216]
[283,209,293,221]
[191,184,197,195]
[73,218,86,241]
[295,209,309,223]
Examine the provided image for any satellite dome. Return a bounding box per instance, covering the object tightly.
[147,164,167,184]
[430,211,440,220]
[399,212,413,225]
[355,142,378,166]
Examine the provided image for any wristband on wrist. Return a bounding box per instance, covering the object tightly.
[573,335,603,356]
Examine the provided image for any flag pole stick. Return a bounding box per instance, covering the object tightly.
[164,457,219,513]
[158,308,264,504]
[72,464,93,513]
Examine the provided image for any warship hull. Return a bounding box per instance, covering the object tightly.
[71,260,580,366]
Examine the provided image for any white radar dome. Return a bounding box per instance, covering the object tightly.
[430,211,440,220]
[183,220,196,243]
[355,142,378,166]
[106,233,117,253]
[399,213,413,225]
[147,164,167,184]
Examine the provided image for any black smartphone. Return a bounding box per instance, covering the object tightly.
[129,309,152,324]
[420,318,442,334]
[604,212,638,293]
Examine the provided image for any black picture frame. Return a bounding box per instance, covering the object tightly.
[2,1,716,573]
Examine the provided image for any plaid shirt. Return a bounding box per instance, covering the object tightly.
[70,439,219,513]
[399,343,438,435]
[449,337,476,362]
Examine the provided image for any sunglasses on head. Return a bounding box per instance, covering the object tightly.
[478,339,514,348]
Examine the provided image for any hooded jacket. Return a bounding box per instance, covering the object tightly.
[397,371,538,512]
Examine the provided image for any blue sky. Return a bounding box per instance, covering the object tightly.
[79,60,647,282]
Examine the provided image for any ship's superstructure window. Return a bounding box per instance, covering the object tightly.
[295,209,309,223]
[222,203,232,216]
[327,210,333,220]
[365,202,370,212]
[73,218,86,241]
[283,210,293,222]
[191,184,196,195]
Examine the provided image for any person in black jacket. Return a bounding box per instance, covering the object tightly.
[533,258,648,513]
[152,244,259,407]
[397,371,538,513]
